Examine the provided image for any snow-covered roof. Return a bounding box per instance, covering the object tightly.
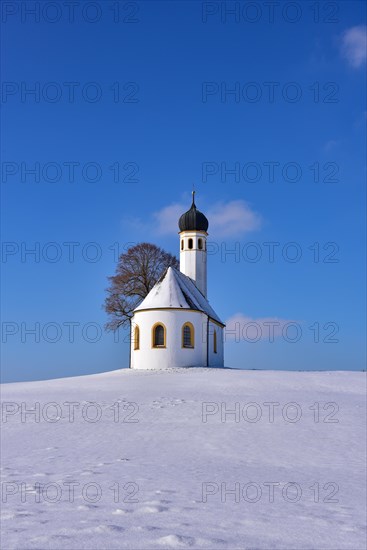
[134,267,225,325]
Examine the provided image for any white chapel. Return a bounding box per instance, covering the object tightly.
[130,193,225,369]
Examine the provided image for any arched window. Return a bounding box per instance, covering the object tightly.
[188,238,193,249]
[134,325,140,350]
[152,323,166,348]
[213,330,217,354]
[181,239,184,250]
[198,238,203,250]
[182,322,194,348]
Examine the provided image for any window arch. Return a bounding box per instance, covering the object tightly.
[213,330,217,354]
[182,322,194,348]
[188,238,193,249]
[133,325,140,350]
[181,239,184,250]
[198,238,203,250]
[152,323,166,348]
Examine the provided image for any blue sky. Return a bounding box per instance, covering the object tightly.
[1,1,366,382]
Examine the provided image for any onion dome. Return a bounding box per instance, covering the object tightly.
[178,192,209,232]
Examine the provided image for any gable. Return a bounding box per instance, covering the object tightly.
[134,267,224,326]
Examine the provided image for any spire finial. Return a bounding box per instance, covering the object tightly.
[192,186,196,207]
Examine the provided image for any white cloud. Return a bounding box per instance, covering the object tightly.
[208,200,262,237]
[225,313,298,342]
[152,200,262,237]
[153,203,185,235]
[340,25,367,68]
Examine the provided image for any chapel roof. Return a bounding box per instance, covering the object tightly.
[134,267,224,326]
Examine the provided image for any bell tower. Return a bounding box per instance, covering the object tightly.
[178,192,208,297]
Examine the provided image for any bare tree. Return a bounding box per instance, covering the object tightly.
[104,242,179,331]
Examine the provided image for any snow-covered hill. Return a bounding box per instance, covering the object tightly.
[1,368,366,549]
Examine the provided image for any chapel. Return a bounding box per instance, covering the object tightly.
[130,193,225,369]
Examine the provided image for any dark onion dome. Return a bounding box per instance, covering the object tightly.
[178,192,209,232]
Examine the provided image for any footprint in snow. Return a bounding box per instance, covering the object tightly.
[1,512,15,520]
[139,504,168,513]
[112,508,131,515]
[15,511,33,518]
[152,398,186,409]
[157,534,196,547]
[89,524,125,533]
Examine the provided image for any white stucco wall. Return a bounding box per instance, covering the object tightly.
[207,321,224,368]
[179,231,207,298]
[130,309,223,369]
